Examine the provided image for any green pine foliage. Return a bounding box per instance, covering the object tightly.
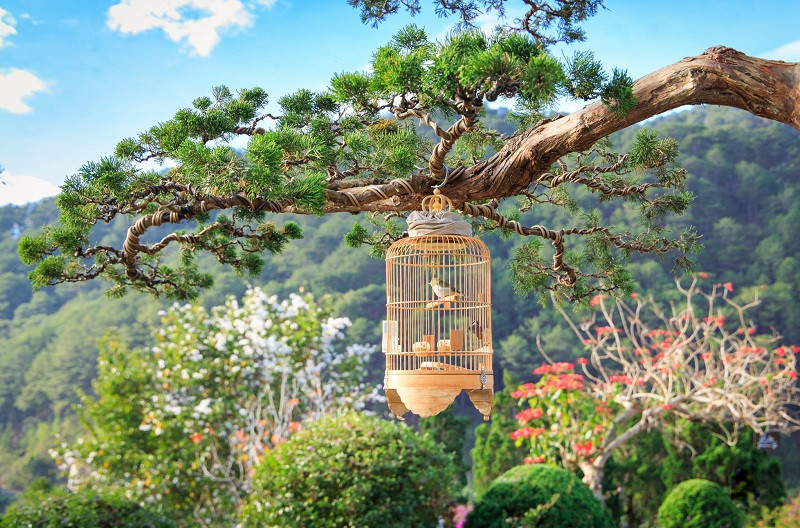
[19,5,644,301]
[466,464,615,528]
[657,479,745,528]
[239,412,457,528]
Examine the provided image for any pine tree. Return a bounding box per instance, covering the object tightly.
[18,1,800,301]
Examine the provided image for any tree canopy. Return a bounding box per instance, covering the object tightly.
[17,0,800,302]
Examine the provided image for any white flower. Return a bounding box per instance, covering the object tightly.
[194,398,213,415]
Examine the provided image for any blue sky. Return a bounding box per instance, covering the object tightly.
[0,0,798,205]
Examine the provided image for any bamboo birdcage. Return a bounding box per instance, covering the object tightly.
[383,192,494,420]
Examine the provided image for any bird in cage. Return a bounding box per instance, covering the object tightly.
[468,320,486,343]
[429,277,461,299]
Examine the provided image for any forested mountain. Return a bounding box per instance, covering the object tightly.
[1,106,799,491]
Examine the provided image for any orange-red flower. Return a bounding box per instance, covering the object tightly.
[515,408,543,424]
[190,432,203,444]
[510,427,546,440]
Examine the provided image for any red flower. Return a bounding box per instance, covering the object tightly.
[524,456,535,464]
[775,358,786,365]
[701,353,712,360]
[723,282,734,293]
[792,346,800,354]
[532,456,546,463]
[630,292,638,298]
[775,347,787,357]
[662,404,673,410]
[511,383,538,399]
[577,357,589,365]
[190,432,203,444]
[698,272,709,278]
[573,441,594,455]
[511,427,546,440]
[787,371,797,379]
[515,408,543,424]
[589,294,604,307]
[596,326,621,336]
[582,338,597,345]
[289,421,302,433]
[595,405,611,416]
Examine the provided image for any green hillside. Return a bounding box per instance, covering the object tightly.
[0,106,799,491]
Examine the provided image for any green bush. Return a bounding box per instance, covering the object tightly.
[657,479,744,528]
[465,464,615,528]
[0,488,175,528]
[239,412,457,528]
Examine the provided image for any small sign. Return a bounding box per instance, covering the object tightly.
[756,431,780,450]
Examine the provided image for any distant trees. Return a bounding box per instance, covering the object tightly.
[510,278,800,498]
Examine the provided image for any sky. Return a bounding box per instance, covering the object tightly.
[0,0,798,206]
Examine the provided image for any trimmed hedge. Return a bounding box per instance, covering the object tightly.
[0,489,175,528]
[657,478,744,528]
[465,464,615,528]
[239,412,457,528]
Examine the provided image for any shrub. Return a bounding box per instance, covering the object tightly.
[657,479,744,528]
[775,493,800,528]
[465,464,615,528]
[0,488,175,528]
[239,412,457,528]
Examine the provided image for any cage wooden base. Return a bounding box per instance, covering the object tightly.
[385,371,494,419]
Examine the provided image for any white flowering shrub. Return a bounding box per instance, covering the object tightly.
[52,287,376,527]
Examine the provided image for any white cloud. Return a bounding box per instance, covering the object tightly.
[0,69,49,114]
[0,172,60,206]
[107,0,276,57]
[762,40,800,62]
[0,7,17,47]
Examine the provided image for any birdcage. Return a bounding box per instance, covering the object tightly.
[383,192,493,420]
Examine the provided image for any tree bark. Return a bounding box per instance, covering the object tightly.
[323,47,800,213]
[578,460,605,501]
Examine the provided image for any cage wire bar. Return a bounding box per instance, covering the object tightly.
[384,234,494,420]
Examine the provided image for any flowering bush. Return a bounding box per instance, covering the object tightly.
[239,412,457,528]
[774,493,800,528]
[510,362,616,471]
[512,278,800,498]
[52,288,376,526]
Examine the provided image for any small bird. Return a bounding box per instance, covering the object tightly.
[468,320,486,343]
[429,277,460,299]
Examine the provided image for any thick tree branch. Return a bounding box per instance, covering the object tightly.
[320,47,799,213]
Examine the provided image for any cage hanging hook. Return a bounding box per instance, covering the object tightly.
[431,165,450,190]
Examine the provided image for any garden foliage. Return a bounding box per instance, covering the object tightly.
[239,412,457,528]
[465,464,615,528]
[657,479,744,528]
